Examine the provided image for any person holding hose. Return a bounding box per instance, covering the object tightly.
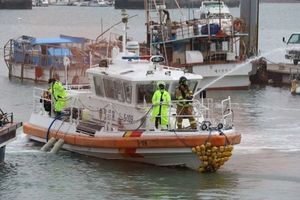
[175,76,197,129]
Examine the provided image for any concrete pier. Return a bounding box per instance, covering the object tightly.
[0,0,32,9]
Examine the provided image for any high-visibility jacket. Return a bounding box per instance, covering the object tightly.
[151,89,171,125]
[175,85,193,107]
[50,81,67,112]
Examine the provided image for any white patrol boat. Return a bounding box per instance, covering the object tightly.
[23,14,241,173]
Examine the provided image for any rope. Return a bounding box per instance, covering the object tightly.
[46,113,64,142]
[173,0,184,17]
[74,97,154,129]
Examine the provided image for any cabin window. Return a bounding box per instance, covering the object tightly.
[136,82,156,104]
[123,82,132,103]
[171,80,198,100]
[93,76,104,97]
[288,34,300,44]
[136,82,170,104]
[114,80,125,102]
[103,78,115,99]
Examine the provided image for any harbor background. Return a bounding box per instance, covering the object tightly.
[1,3,300,199]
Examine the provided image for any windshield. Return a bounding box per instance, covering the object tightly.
[288,34,300,44]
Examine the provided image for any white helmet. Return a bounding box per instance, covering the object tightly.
[157,81,166,89]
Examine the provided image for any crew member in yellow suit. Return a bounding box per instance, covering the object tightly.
[48,78,67,116]
[175,76,197,129]
[151,81,171,130]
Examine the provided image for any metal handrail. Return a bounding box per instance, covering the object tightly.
[32,87,233,131]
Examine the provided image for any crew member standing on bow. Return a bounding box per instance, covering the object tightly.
[151,81,171,130]
[48,78,67,116]
[175,76,197,129]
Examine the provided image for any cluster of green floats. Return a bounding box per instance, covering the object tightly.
[192,142,234,173]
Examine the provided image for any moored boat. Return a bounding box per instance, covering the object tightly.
[145,0,253,90]
[3,35,99,85]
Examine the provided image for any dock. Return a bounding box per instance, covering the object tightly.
[0,111,22,162]
[267,63,300,85]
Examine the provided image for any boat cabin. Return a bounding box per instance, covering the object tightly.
[86,54,203,107]
[11,35,88,67]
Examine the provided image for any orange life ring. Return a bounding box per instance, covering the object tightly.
[72,75,80,85]
[35,67,43,78]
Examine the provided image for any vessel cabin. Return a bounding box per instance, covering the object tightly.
[86,54,204,106]
[9,35,89,68]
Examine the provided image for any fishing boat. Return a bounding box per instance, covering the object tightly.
[3,35,99,85]
[0,109,22,162]
[145,0,253,90]
[199,0,232,33]
[32,0,49,7]
[23,13,241,172]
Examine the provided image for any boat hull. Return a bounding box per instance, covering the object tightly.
[23,113,241,170]
[10,64,89,84]
[193,62,252,90]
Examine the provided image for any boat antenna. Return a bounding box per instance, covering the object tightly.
[121,9,129,53]
[95,14,138,42]
[219,0,221,29]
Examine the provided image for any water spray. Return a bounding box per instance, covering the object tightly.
[193,48,284,97]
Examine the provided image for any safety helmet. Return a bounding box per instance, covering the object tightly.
[48,78,56,84]
[179,76,187,85]
[157,81,166,90]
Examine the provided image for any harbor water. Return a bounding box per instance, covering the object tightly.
[1,4,300,200]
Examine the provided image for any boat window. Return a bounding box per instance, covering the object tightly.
[123,82,132,103]
[136,82,156,104]
[288,34,300,44]
[114,80,125,102]
[93,76,104,97]
[171,80,198,100]
[103,78,115,99]
[136,82,170,104]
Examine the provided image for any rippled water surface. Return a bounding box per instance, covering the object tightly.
[1,4,300,200]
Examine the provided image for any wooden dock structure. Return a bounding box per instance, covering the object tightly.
[0,111,22,162]
[267,63,300,85]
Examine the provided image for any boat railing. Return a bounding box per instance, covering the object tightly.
[0,109,14,126]
[64,84,91,91]
[140,98,233,131]
[32,87,233,131]
[33,87,50,115]
[151,16,235,45]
